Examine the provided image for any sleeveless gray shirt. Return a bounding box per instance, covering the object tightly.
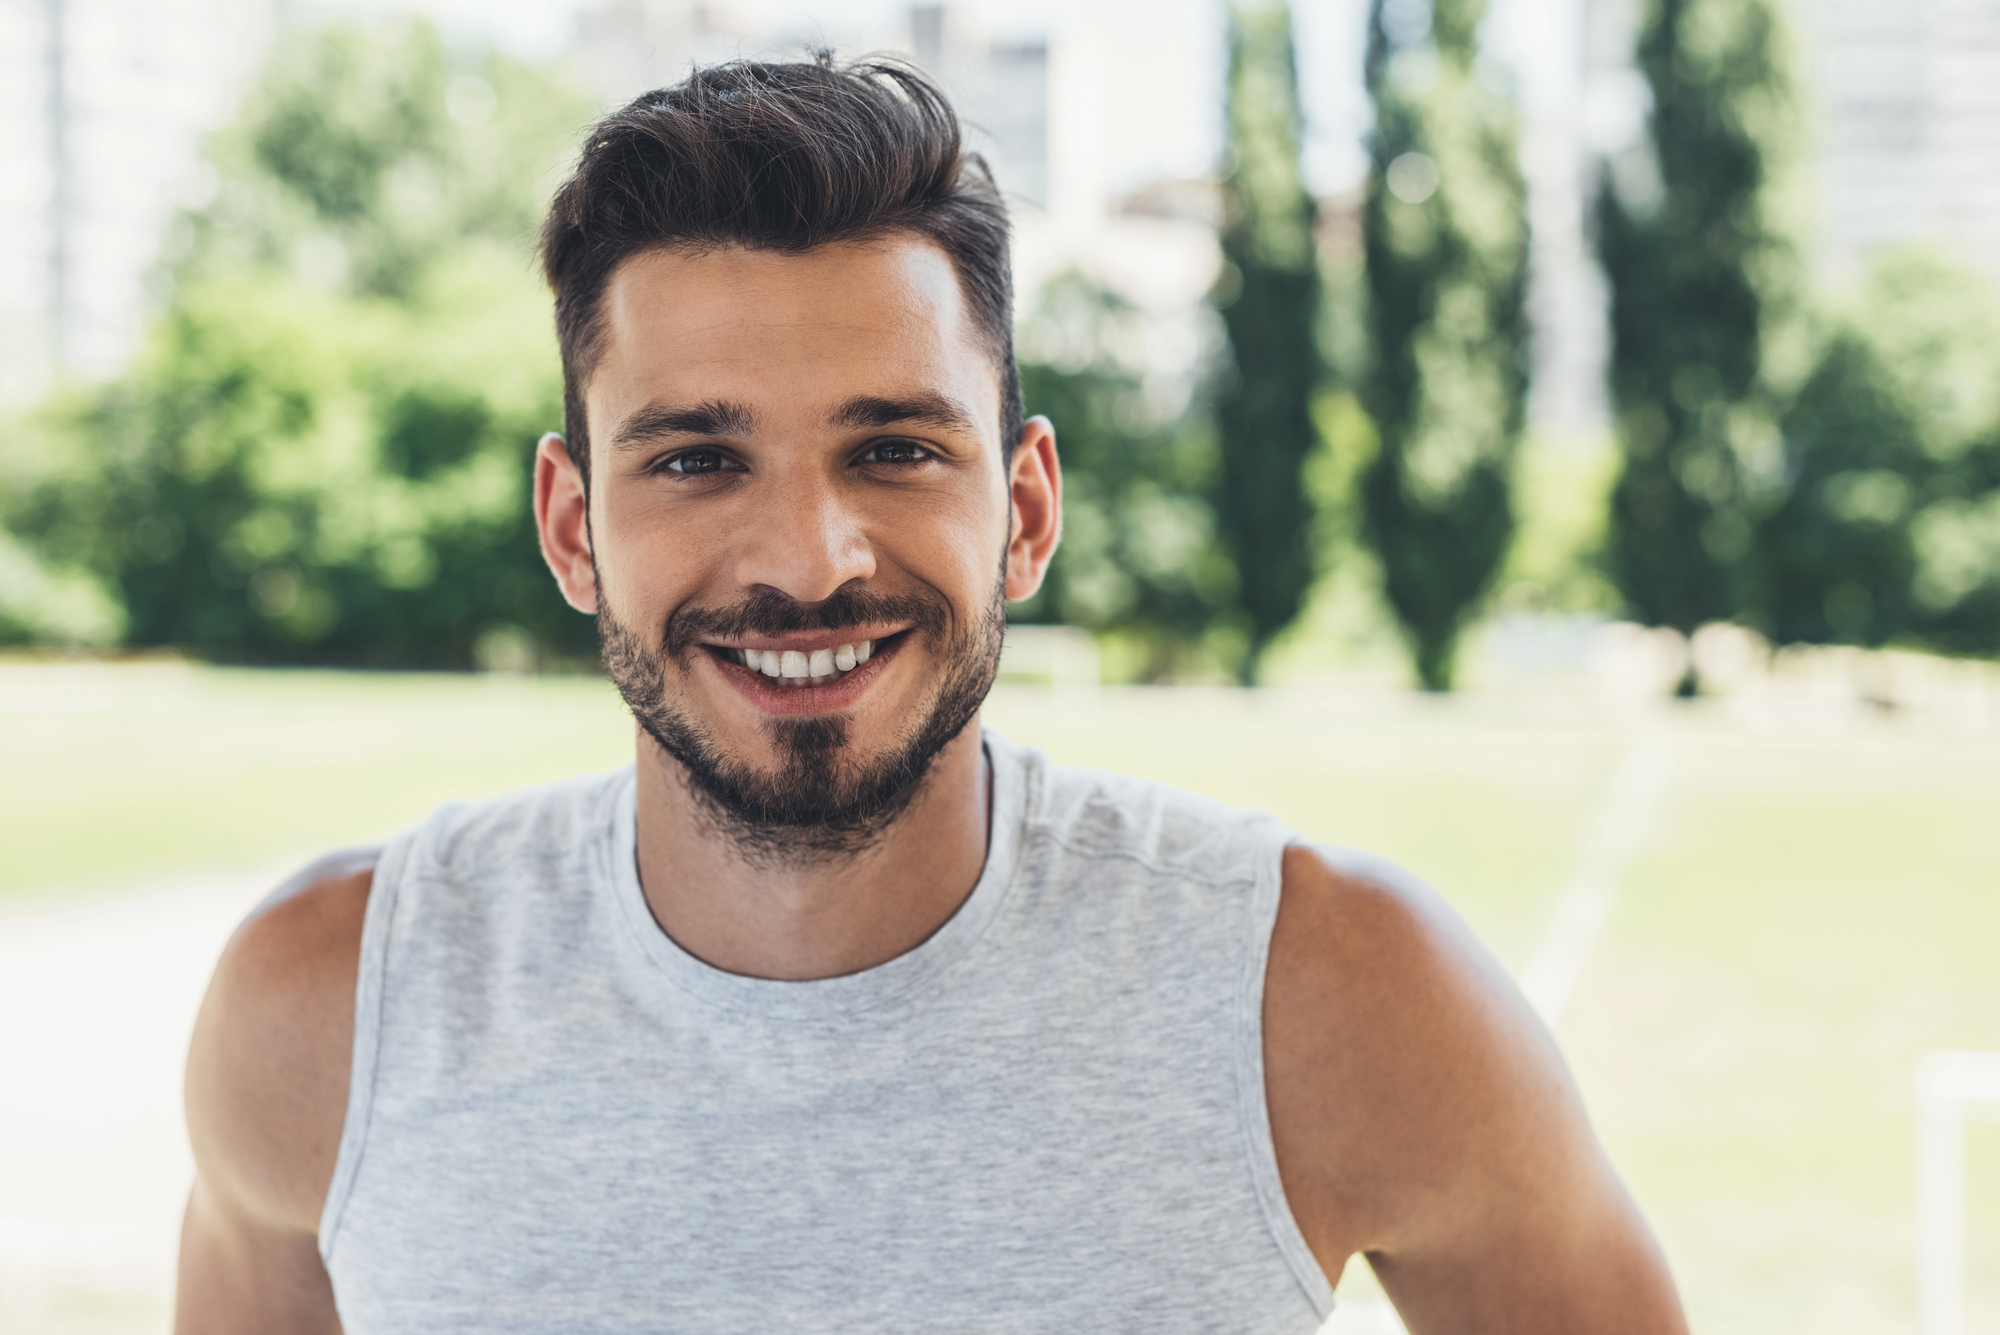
[315,731,1338,1332]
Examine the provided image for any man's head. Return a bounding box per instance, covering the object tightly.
[540,54,1022,488]
[532,55,1060,864]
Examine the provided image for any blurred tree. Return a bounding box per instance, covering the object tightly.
[1010,274,1231,680]
[0,20,598,668]
[1212,1,1326,686]
[1595,0,1794,694]
[1358,0,1529,691]
[1850,250,2000,658]
[1748,332,1928,651]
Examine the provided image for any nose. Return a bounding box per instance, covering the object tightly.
[728,468,876,603]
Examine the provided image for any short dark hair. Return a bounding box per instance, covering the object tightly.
[539,53,1021,489]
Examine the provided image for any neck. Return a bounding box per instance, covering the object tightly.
[631,717,991,981]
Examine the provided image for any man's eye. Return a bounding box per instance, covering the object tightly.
[864,439,931,465]
[662,449,733,475]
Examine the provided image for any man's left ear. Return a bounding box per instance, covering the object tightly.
[1005,415,1061,602]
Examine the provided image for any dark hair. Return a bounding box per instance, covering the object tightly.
[539,53,1020,488]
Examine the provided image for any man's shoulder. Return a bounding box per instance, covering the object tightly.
[1265,844,1596,1256]
[397,764,635,880]
[1008,739,1285,883]
[186,865,374,1236]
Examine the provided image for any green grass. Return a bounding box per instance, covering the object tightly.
[4,661,1997,1332]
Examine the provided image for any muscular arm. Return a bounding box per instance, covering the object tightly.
[177,869,370,1335]
[1266,846,1686,1333]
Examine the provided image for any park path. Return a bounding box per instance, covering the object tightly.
[0,866,286,1333]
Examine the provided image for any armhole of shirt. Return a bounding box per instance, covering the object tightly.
[316,826,413,1268]
[1236,825,1339,1321]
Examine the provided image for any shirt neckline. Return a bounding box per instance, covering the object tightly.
[606,729,1027,1020]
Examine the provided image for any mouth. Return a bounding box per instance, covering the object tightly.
[706,633,900,689]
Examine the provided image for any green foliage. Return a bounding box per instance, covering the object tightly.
[1736,250,2000,659]
[1212,1,1327,685]
[1748,332,1927,648]
[1,20,598,667]
[1844,251,2000,656]
[1359,0,1529,691]
[1011,275,1231,680]
[183,20,586,299]
[1595,0,1794,677]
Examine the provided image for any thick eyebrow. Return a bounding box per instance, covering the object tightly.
[828,393,980,436]
[608,400,756,452]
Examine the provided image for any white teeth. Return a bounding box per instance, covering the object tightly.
[730,638,883,687]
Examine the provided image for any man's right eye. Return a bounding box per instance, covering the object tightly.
[661,449,733,475]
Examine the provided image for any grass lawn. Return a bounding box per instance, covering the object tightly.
[3,660,1996,1332]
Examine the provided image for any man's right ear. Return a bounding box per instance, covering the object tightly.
[533,432,599,614]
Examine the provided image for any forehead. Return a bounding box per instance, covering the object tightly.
[587,236,997,443]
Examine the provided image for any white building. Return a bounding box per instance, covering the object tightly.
[0,0,275,405]
[1795,0,2000,283]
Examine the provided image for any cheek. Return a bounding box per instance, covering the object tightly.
[593,490,721,614]
[877,487,1008,603]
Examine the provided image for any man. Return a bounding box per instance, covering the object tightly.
[177,55,1686,1333]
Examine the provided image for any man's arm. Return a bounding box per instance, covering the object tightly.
[177,869,371,1335]
[1266,846,1686,1333]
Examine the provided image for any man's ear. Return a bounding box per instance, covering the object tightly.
[1005,415,1061,602]
[534,432,599,614]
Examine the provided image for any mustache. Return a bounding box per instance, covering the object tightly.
[661,585,952,658]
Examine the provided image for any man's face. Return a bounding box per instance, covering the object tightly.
[549,237,1047,860]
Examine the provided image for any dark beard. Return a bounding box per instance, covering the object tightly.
[598,569,1006,867]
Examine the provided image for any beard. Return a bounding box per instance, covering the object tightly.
[597,563,1006,867]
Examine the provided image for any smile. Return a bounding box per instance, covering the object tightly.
[720,639,876,688]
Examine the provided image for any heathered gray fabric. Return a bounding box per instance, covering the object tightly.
[317,730,1337,1333]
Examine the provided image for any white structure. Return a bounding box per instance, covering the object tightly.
[1796,0,2000,283]
[1915,1050,2000,1335]
[0,0,276,405]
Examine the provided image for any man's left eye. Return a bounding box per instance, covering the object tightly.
[864,439,931,465]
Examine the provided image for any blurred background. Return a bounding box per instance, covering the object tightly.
[2,0,1998,1332]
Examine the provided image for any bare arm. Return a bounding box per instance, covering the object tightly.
[177,869,371,1335]
[1266,846,1686,1333]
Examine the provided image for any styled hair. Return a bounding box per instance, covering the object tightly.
[539,53,1020,488]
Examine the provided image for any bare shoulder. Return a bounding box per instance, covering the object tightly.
[1265,846,1685,1332]
[1263,845,1565,1261]
[185,867,372,1234]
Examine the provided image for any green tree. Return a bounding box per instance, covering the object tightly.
[1212,1,1326,685]
[1011,275,1231,679]
[1851,250,2000,658]
[1358,0,1529,691]
[1595,0,1793,693]
[1,20,597,668]
[1749,332,1928,651]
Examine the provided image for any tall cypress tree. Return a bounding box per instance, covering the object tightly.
[1596,0,1791,693]
[1213,1,1325,686]
[1359,0,1529,692]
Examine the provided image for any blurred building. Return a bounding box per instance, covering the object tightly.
[1797,0,2000,283]
[0,0,276,406]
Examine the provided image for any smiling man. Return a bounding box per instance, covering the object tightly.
[175,56,1686,1334]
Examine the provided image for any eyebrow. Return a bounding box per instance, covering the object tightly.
[608,400,755,452]
[828,393,980,435]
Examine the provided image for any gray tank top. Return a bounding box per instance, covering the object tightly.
[315,730,1337,1332]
